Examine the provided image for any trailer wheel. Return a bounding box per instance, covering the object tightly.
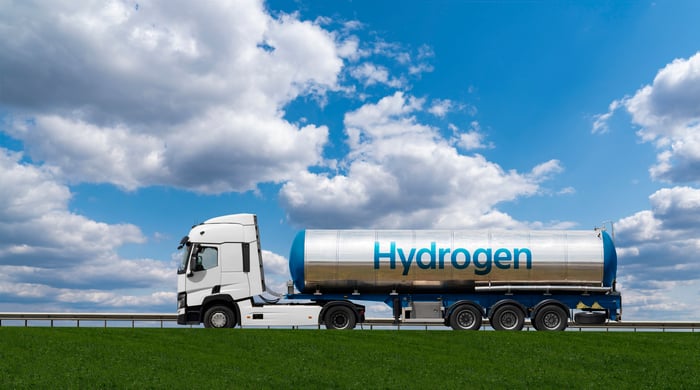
[533,305,568,331]
[574,311,607,325]
[203,305,237,328]
[490,304,525,331]
[325,305,356,330]
[449,305,482,330]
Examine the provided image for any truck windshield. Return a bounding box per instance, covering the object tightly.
[177,243,191,274]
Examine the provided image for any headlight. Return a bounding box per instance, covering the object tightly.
[177,292,187,309]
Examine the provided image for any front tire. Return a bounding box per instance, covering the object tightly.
[325,305,356,330]
[449,305,482,330]
[490,304,525,331]
[203,305,237,328]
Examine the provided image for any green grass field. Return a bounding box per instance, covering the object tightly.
[1,328,698,389]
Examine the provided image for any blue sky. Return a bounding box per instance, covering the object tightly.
[1,0,700,320]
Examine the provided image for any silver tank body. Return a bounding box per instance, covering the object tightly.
[289,229,615,294]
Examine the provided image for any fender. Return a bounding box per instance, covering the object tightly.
[445,300,485,317]
[488,299,527,319]
[445,300,485,326]
[531,299,570,320]
[202,294,242,326]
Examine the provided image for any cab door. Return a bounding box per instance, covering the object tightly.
[185,244,222,307]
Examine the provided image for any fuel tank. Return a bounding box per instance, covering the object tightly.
[289,229,617,294]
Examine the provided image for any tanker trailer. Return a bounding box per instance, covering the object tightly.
[177,214,621,331]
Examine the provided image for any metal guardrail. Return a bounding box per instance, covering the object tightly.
[0,313,177,328]
[361,318,700,332]
[0,313,698,331]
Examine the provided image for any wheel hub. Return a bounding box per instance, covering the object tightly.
[332,314,349,328]
[500,311,517,329]
[543,312,561,329]
[211,312,227,328]
[458,312,475,328]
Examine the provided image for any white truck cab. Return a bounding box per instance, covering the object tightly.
[176,214,363,329]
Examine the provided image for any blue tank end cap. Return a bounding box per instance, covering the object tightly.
[289,230,306,293]
[602,231,618,288]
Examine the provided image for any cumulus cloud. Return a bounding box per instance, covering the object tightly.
[451,121,495,151]
[591,100,622,135]
[0,148,173,310]
[0,0,442,197]
[428,99,453,118]
[261,249,290,277]
[0,1,577,313]
[0,0,452,312]
[349,62,404,88]
[592,52,700,319]
[0,0,343,193]
[593,52,700,183]
[280,92,561,229]
[618,280,699,320]
[614,187,700,319]
[617,187,700,246]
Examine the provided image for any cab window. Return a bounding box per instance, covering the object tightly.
[194,246,218,271]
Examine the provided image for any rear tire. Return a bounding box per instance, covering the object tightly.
[534,305,568,331]
[449,305,482,330]
[490,304,525,331]
[574,311,607,325]
[203,305,237,328]
[325,305,356,330]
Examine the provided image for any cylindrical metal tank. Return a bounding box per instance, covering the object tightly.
[289,229,617,294]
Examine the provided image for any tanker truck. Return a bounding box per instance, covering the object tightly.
[176,214,621,331]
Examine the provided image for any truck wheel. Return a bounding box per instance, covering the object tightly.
[574,311,607,325]
[533,305,568,331]
[490,304,525,331]
[203,305,237,328]
[325,306,356,330]
[449,305,482,330]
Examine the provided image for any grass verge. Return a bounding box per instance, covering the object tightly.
[1,328,698,389]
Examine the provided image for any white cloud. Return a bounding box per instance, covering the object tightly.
[0,0,342,193]
[0,0,454,312]
[0,148,174,310]
[593,52,700,182]
[428,99,452,118]
[8,115,166,190]
[649,186,700,229]
[529,159,564,181]
[591,99,622,134]
[596,52,700,319]
[409,44,435,75]
[557,186,576,195]
[336,35,362,61]
[617,279,700,320]
[0,149,70,222]
[0,0,440,196]
[0,277,175,310]
[280,92,560,228]
[349,62,403,88]
[457,131,485,150]
[261,250,290,277]
[452,121,495,150]
[408,62,435,76]
[615,186,700,319]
